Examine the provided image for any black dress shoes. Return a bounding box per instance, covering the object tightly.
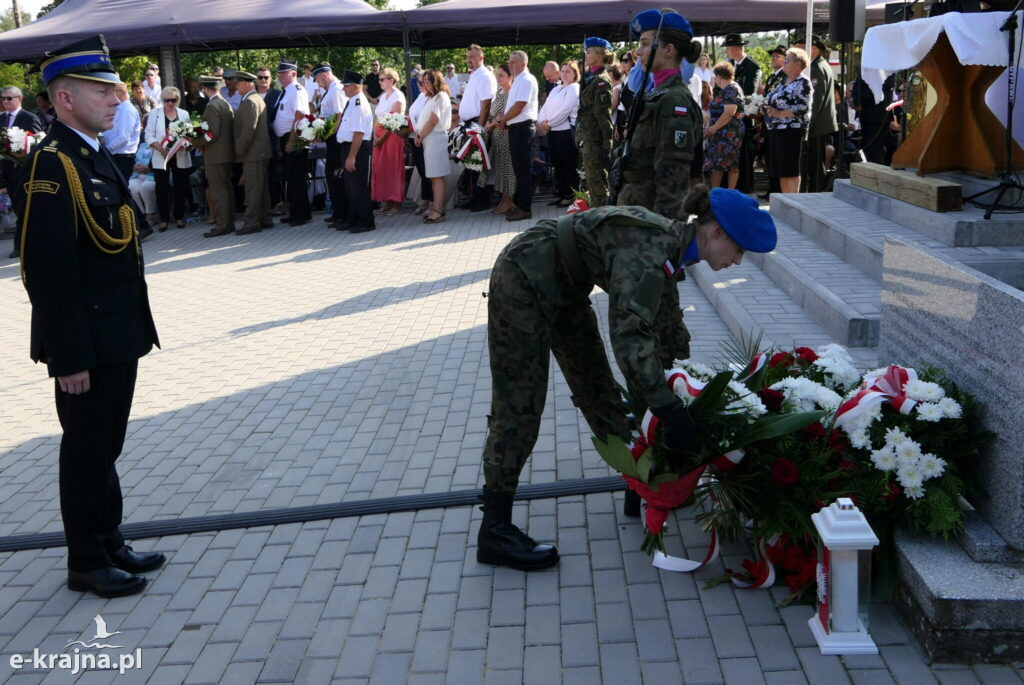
[67,567,147,598]
[110,546,166,574]
[288,217,311,227]
[8,248,18,259]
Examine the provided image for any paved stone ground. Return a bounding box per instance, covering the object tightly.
[0,204,1021,684]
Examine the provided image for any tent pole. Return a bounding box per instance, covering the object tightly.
[401,16,414,99]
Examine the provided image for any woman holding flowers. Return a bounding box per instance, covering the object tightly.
[371,68,407,216]
[476,185,777,571]
[144,86,193,230]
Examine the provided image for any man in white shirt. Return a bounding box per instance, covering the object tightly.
[313,63,347,227]
[459,44,497,211]
[104,82,141,181]
[444,64,462,99]
[335,70,374,233]
[497,50,539,221]
[142,67,161,103]
[219,70,243,110]
[273,59,312,226]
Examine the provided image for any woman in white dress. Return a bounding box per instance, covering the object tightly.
[413,69,452,224]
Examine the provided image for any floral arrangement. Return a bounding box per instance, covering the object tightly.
[463,149,484,172]
[293,114,332,150]
[743,93,766,119]
[595,339,991,603]
[0,126,35,158]
[566,189,591,214]
[380,112,406,133]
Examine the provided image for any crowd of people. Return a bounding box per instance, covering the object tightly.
[2,32,907,259]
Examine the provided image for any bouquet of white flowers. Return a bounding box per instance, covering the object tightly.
[0,126,36,158]
[743,94,765,119]
[380,112,406,133]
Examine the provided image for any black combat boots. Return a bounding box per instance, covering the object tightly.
[477,487,559,571]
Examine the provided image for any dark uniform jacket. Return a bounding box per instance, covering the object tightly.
[576,68,614,146]
[731,56,761,100]
[808,55,838,139]
[19,121,159,377]
[496,206,694,410]
[764,68,786,97]
[617,73,702,221]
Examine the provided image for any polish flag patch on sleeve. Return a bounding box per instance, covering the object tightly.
[674,106,688,116]
[662,259,677,277]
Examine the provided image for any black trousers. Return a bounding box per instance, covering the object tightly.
[410,140,433,202]
[764,128,780,195]
[803,135,829,193]
[325,137,345,220]
[56,360,138,571]
[153,159,191,222]
[280,134,311,220]
[508,120,536,211]
[737,119,756,193]
[547,128,578,199]
[860,120,887,165]
[113,154,135,183]
[340,140,374,229]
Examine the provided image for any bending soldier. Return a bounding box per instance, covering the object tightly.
[616,9,704,221]
[477,187,778,571]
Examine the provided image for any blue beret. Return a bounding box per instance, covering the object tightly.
[709,188,777,253]
[629,9,694,40]
[584,37,612,51]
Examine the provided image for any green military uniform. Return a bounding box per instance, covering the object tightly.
[576,68,614,206]
[804,53,838,192]
[616,73,702,221]
[483,205,695,493]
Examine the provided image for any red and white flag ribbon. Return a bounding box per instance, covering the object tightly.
[666,368,708,400]
[834,364,917,429]
[456,127,491,170]
[737,353,767,383]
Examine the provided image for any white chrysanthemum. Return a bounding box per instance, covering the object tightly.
[884,427,907,446]
[898,463,924,488]
[848,428,873,450]
[905,379,945,402]
[812,356,861,392]
[770,377,842,413]
[904,485,925,500]
[681,362,714,379]
[919,454,947,480]
[865,404,883,421]
[300,127,317,141]
[871,448,897,472]
[862,367,889,384]
[815,343,854,363]
[895,440,922,461]
[916,402,944,422]
[937,397,962,419]
[724,380,767,418]
[297,118,310,130]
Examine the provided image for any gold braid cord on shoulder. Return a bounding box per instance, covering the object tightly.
[56,151,138,258]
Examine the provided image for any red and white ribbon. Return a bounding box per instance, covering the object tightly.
[456,127,491,170]
[834,364,918,429]
[727,535,778,588]
[666,369,708,400]
[737,353,767,383]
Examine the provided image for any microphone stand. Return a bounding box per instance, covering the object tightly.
[963,4,1024,219]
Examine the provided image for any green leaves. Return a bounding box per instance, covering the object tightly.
[688,370,733,417]
[592,435,642,481]
[730,411,826,449]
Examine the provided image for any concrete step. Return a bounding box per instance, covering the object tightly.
[747,218,881,347]
[687,258,878,369]
[835,179,1024,247]
[769,192,1024,288]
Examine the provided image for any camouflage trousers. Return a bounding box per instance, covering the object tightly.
[483,257,631,494]
[580,142,611,207]
[616,180,655,210]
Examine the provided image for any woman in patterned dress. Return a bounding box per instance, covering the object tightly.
[482,63,517,215]
[702,61,744,190]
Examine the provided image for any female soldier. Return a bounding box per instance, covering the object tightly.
[576,36,616,207]
[477,187,778,571]
[616,8,703,221]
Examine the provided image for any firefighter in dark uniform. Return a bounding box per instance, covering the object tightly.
[795,35,837,192]
[615,8,703,221]
[19,35,164,598]
[477,187,778,571]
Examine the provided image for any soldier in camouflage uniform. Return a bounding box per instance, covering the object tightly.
[477,188,778,571]
[616,9,703,222]
[576,37,615,207]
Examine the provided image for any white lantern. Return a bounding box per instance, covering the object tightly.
[807,497,879,655]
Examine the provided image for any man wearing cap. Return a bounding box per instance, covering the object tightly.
[576,37,615,207]
[312,63,347,228]
[192,75,236,238]
[219,70,243,111]
[723,33,760,194]
[20,34,163,598]
[477,185,777,570]
[273,59,312,226]
[615,8,703,222]
[233,70,274,235]
[335,70,375,233]
[795,35,837,192]
[761,45,788,200]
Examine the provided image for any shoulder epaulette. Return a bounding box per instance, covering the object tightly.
[42,140,58,153]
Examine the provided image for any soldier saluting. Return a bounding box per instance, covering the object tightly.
[476,187,777,571]
[19,35,164,597]
[614,8,703,220]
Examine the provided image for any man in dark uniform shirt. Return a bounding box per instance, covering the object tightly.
[723,33,761,194]
[19,34,165,598]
